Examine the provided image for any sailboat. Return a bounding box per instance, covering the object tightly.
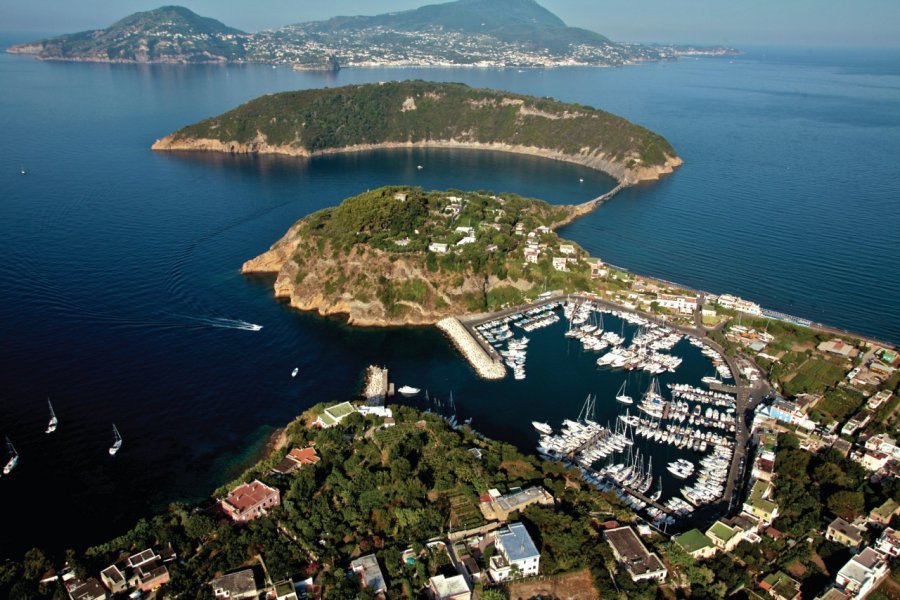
[46,399,58,434]
[109,424,123,456]
[615,380,633,405]
[4,437,19,474]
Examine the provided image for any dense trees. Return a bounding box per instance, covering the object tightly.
[174,81,678,168]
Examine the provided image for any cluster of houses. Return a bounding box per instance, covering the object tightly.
[52,545,176,600]
[847,348,898,389]
[674,398,900,600]
[726,324,776,356]
[676,431,781,563]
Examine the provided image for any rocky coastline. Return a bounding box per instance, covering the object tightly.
[152,136,682,185]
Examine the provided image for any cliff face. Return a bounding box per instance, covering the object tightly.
[151,81,682,185]
[242,232,528,326]
[240,187,581,327]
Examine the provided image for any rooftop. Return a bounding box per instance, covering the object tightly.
[675,529,714,553]
[492,486,553,513]
[287,447,320,465]
[496,522,540,563]
[224,480,279,513]
[872,498,900,519]
[746,480,778,514]
[351,554,387,593]
[761,571,800,599]
[605,526,666,577]
[430,574,471,598]
[707,521,739,544]
[828,517,863,544]
[211,569,257,598]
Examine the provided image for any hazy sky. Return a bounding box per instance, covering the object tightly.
[2,0,899,47]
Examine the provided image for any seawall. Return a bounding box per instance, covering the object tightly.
[436,317,506,380]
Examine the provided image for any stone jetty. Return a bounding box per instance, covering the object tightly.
[436,317,506,380]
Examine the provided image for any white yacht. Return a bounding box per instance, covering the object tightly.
[532,421,553,435]
[398,385,421,395]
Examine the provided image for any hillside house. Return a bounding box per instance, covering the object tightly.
[221,480,281,523]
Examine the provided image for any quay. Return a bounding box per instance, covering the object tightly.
[583,466,672,515]
[363,365,390,404]
[454,291,770,518]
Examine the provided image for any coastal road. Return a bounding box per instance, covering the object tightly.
[462,292,771,514]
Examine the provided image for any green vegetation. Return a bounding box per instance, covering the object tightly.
[771,433,896,537]
[167,81,678,169]
[781,358,846,397]
[275,186,606,322]
[0,404,649,599]
[16,6,247,63]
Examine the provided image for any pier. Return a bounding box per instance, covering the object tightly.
[551,182,629,228]
[363,365,389,404]
[436,317,506,380]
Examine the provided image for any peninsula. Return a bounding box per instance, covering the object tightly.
[241,186,594,327]
[152,81,682,184]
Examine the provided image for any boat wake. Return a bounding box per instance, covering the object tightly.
[184,317,263,331]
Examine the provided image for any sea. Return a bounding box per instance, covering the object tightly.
[1,36,899,558]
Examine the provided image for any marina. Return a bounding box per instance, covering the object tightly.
[462,296,743,527]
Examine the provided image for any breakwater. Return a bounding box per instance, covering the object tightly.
[436,317,506,380]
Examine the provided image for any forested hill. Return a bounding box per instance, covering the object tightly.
[303,0,611,54]
[7,6,247,63]
[152,81,682,183]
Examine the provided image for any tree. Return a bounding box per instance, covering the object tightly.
[481,589,509,600]
[827,490,865,520]
[22,548,51,581]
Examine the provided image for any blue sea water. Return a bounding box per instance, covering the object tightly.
[0,39,898,558]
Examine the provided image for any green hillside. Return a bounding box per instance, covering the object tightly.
[165,81,677,168]
[11,6,247,63]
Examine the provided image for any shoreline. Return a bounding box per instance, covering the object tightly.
[152,138,683,185]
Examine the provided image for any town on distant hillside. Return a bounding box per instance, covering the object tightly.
[7,1,738,69]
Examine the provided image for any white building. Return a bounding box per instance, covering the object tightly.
[834,547,889,598]
[717,293,762,316]
[489,522,540,582]
[456,236,476,246]
[552,257,568,272]
[558,244,576,255]
[427,574,471,600]
[656,294,698,315]
[428,242,449,254]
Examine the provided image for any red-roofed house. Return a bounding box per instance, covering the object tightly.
[288,447,320,465]
[221,480,280,523]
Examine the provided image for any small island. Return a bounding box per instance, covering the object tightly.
[151,81,682,184]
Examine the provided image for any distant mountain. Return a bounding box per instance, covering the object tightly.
[303,0,610,53]
[7,1,736,68]
[7,6,248,63]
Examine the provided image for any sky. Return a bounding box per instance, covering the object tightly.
[1,0,899,47]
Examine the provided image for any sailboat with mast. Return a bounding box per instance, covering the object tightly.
[46,399,58,434]
[615,380,633,405]
[3,437,18,474]
[109,424,123,456]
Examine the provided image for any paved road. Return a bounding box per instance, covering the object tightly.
[460,292,772,515]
